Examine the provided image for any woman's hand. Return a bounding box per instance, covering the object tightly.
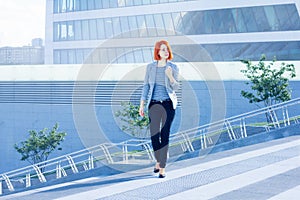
[139,101,145,117]
[165,66,175,83]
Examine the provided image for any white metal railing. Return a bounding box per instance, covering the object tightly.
[1,97,300,195]
[168,97,300,151]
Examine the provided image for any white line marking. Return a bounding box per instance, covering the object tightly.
[267,185,300,200]
[0,177,100,200]
[161,155,300,200]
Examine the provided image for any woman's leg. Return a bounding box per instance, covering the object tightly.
[148,102,164,163]
[159,101,175,169]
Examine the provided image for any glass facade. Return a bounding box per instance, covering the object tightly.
[53,0,194,13]
[52,3,300,64]
[53,4,300,42]
[53,41,300,64]
[54,47,154,64]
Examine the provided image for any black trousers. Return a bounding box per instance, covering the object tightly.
[148,100,175,168]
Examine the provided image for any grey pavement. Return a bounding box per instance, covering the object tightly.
[1,135,300,200]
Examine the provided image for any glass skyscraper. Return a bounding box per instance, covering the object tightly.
[46,0,300,64]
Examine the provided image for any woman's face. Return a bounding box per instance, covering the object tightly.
[159,44,169,60]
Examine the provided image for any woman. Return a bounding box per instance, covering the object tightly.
[139,40,179,178]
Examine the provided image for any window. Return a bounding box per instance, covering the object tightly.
[74,21,82,40]
[67,21,75,40]
[98,49,109,63]
[81,20,90,40]
[96,19,105,39]
[125,0,134,6]
[241,8,258,32]
[125,48,135,63]
[118,0,126,7]
[264,6,279,31]
[288,7,300,30]
[142,0,151,5]
[220,45,233,61]
[171,12,182,34]
[104,18,113,38]
[274,5,293,30]
[87,0,95,10]
[53,23,60,41]
[107,48,117,63]
[287,4,300,30]
[83,49,92,62]
[145,15,157,37]
[112,17,122,37]
[54,0,60,13]
[115,48,127,63]
[163,13,175,35]
[220,9,236,33]
[133,48,144,63]
[53,50,60,64]
[288,42,300,60]
[242,43,260,58]
[102,0,110,8]
[67,0,74,12]
[74,0,81,11]
[61,0,67,12]
[143,48,153,63]
[109,0,118,8]
[95,0,103,9]
[90,48,101,63]
[252,7,269,31]
[134,0,143,6]
[231,9,246,33]
[89,19,97,40]
[60,50,68,64]
[76,49,84,64]
[60,22,67,40]
[68,49,76,64]
[80,0,88,11]
[214,10,225,33]
[160,0,168,3]
[151,0,159,4]
[153,14,166,36]
[128,16,139,37]
[120,16,131,38]
[136,15,148,37]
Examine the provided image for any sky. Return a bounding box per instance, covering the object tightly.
[0,0,46,47]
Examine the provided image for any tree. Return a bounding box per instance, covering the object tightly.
[14,123,67,166]
[240,54,296,108]
[115,101,149,138]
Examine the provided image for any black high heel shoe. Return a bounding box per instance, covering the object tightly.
[158,173,166,178]
[153,168,159,173]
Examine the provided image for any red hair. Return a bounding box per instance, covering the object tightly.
[153,40,173,60]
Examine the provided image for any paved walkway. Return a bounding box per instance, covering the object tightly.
[1,135,300,200]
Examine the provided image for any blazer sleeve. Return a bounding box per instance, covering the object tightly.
[170,63,179,91]
[140,64,151,101]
